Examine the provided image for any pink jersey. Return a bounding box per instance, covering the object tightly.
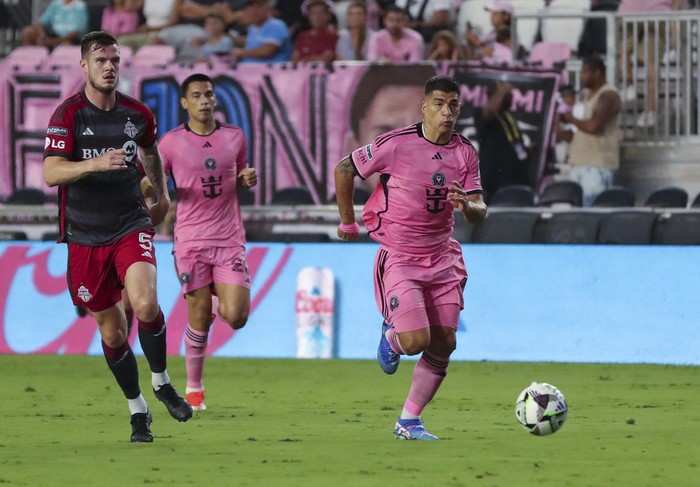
[351,123,482,255]
[366,28,424,62]
[160,122,248,249]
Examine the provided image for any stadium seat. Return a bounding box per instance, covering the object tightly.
[472,211,540,244]
[591,186,636,207]
[271,187,315,205]
[489,184,535,207]
[47,45,81,68]
[3,45,49,69]
[528,42,572,68]
[538,181,583,208]
[0,230,28,241]
[644,187,688,208]
[330,187,371,205]
[534,211,602,244]
[238,189,255,206]
[456,0,491,42]
[511,0,541,51]
[597,210,657,245]
[5,187,46,205]
[539,0,586,52]
[689,192,700,208]
[118,45,134,64]
[265,232,332,243]
[131,45,176,67]
[655,212,700,245]
[453,216,475,243]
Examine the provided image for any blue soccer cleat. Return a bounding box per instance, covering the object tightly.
[377,321,400,374]
[393,418,439,441]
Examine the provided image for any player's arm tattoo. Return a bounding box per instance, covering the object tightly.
[337,157,359,176]
[140,143,168,199]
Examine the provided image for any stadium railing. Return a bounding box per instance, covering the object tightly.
[512,9,700,141]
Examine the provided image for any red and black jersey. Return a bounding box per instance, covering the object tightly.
[44,90,157,245]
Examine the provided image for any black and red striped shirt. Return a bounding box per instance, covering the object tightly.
[44,90,157,245]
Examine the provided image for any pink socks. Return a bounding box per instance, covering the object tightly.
[184,324,209,390]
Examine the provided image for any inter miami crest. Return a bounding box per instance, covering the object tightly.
[431,171,446,188]
[204,158,217,170]
[179,272,191,284]
[389,295,399,311]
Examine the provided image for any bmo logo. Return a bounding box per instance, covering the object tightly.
[81,141,137,162]
[44,137,65,150]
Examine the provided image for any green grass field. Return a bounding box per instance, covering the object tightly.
[1,355,698,487]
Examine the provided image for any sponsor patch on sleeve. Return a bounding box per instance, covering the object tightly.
[46,126,68,137]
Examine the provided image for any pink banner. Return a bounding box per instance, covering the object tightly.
[0,61,560,203]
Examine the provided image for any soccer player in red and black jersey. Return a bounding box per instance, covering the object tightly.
[43,31,192,443]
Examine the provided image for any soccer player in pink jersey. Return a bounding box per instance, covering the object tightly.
[159,73,257,412]
[43,31,192,443]
[334,75,487,440]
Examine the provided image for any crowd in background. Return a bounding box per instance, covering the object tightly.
[7,0,700,210]
[20,0,694,65]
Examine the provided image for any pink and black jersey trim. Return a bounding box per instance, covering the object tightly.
[374,124,420,148]
[375,247,391,318]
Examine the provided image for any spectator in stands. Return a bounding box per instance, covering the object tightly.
[559,56,621,206]
[366,5,424,62]
[232,0,292,63]
[151,1,245,61]
[292,0,338,63]
[101,0,142,38]
[394,0,452,42]
[194,11,234,61]
[578,0,621,57]
[483,26,523,64]
[346,64,437,190]
[21,0,89,48]
[272,0,306,40]
[553,85,579,165]
[427,29,462,61]
[117,0,182,51]
[336,1,371,61]
[465,0,524,61]
[474,80,532,202]
[618,0,684,127]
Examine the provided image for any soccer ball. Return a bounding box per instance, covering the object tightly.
[515,382,568,436]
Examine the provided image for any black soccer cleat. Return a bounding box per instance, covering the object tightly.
[154,383,193,422]
[130,410,153,443]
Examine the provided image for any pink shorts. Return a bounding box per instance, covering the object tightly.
[67,229,157,313]
[373,239,467,332]
[173,244,251,294]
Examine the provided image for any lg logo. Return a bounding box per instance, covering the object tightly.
[44,137,65,150]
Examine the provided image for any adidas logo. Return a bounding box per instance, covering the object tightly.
[202,141,212,148]
[82,127,94,136]
[431,152,442,160]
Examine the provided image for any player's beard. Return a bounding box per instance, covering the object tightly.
[89,75,118,95]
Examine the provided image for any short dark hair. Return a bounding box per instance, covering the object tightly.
[582,55,606,76]
[560,84,576,96]
[350,64,436,137]
[424,75,460,96]
[80,31,118,59]
[205,11,226,22]
[181,73,214,97]
[384,5,407,17]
